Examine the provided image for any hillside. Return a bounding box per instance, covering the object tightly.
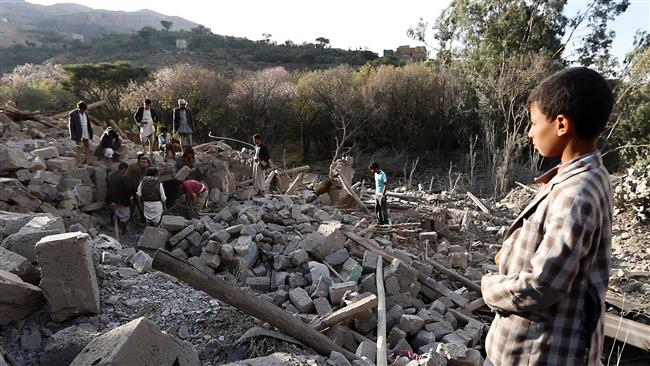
[0,0,198,47]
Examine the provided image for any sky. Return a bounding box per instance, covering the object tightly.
[22,0,650,63]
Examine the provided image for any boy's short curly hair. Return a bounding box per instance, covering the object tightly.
[528,67,613,139]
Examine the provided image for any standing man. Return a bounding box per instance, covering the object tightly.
[106,162,131,234]
[369,161,388,225]
[69,101,93,164]
[172,99,194,148]
[136,167,167,226]
[134,98,159,155]
[252,134,270,196]
[481,68,614,366]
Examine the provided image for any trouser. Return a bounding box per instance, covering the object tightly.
[253,162,266,193]
[375,196,388,224]
[179,133,193,147]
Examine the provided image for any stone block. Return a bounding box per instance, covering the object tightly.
[185,231,202,247]
[175,165,191,181]
[219,244,235,261]
[246,276,271,292]
[130,250,153,273]
[137,227,170,250]
[341,258,363,282]
[354,310,377,333]
[384,276,400,296]
[412,330,438,349]
[325,325,357,352]
[399,314,424,334]
[41,324,99,366]
[31,170,62,186]
[309,261,330,282]
[387,304,404,329]
[310,276,333,298]
[234,236,258,268]
[209,229,231,243]
[161,215,188,232]
[0,146,31,172]
[31,146,59,160]
[313,297,332,315]
[302,227,346,260]
[329,281,358,306]
[70,317,199,366]
[387,326,406,348]
[436,343,482,366]
[199,251,221,269]
[359,273,376,294]
[419,231,438,242]
[386,258,418,290]
[324,248,350,266]
[425,321,455,340]
[362,251,378,274]
[448,251,469,269]
[0,270,43,325]
[75,185,93,206]
[418,308,445,324]
[441,329,473,347]
[188,257,213,275]
[430,299,447,315]
[2,215,65,262]
[30,157,47,171]
[289,273,307,288]
[46,157,76,172]
[411,260,433,276]
[289,249,309,266]
[328,350,352,366]
[289,287,314,313]
[355,341,376,364]
[0,246,39,284]
[390,338,413,353]
[92,167,107,202]
[35,232,100,322]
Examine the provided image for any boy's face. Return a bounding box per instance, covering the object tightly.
[528,101,565,158]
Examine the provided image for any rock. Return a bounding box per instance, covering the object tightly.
[419,231,438,242]
[220,244,235,261]
[220,352,322,365]
[417,308,445,324]
[384,276,400,296]
[411,261,433,276]
[46,157,76,171]
[448,252,469,269]
[0,270,43,325]
[20,328,41,350]
[0,146,31,172]
[362,251,379,274]
[387,304,405,329]
[234,236,258,269]
[209,229,231,243]
[289,287,314,313]
[289,273,307,288]
[171,248,188,261]
[441,329,473,347]
[2,215,65,262]
[178,324,190,340]
[131,250,153,273]
[313,297,333,315]
[399,314,424,334]
[92,167,107,202]
[188,257,213,274]
[185,231,202,247]
[359,273,377,294]
[41,324,99,366]
[325,325,357,352]
[31,170,62,186]
[324,248,350,266]
[35,232,100,322]
[328,350,352,366]
[387,326,406,348]
[161,215,188,232]
[412,330,437,349]
[175,165,191,181]
[425,321,455,340]
[301,225,346,260]
[0,246,39,284]
[70,317,199,366]
[435,343,482,366]
[30,157,47,171]
[463,321,484,347]
[200,251,222,269]
[391,338,413,353]
[430,299,447,315]
[246,276,271,292]
[137,227,171,250]
[289,249,310,266]
[355,341,376,364]
[386,258,419,291]
[329,281,358,306]
[309,261,331,282]
[169,225,195,246]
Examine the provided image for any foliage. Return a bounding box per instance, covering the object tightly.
[614,160,650,222]
[160,20,173,31]
[0,63,75,114]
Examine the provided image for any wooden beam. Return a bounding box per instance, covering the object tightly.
[151,249,358,361]
[49,100,107,119]
[339,172,372,215]
[376,256,388,366]
[343,231,467,307]
[466,191,490,214]
[426,258,482,293]
[285,172,304,195]
[311,294,378,331]
[604,312,650,351]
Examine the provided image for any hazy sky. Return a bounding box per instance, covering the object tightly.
[22,0,650,63]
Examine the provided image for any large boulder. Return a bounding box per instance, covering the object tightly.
[2,215,65,263]
[0,246,39,284]
[70,317,199,366]
[0,146,31,172]
[35,232,100,322]
[41,324,99,366]
[0,270,43,325]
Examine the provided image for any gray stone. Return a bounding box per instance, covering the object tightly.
[70,317,199,366]
[441,329,473,347]
[175,165,191,181]
[35,232,100,322]
[272,255,290,270]
[435,343,482,366]
[412,330,437,349]
[209,229,231,243]
[41,324,98,366]
[430,299,447,315]
[31,170,62,186]
[463,321,484,347]
[329,281,358,305]
[387,326,406,348]
[289,287,314,313]
[131,250,153,273]
[74,186,93,206]
[324,248,350,266]
[171,248,188,261]
[0,146,31,172]
[289,273,307,288]
[185,231,202,247]
[2,215,65,263]
[425,321,455,340]
[301,225,346,260]
[93,167,107,202]
[219,244,235,261]
[169,225,195,246]
[20,328,41,350]
[359,273,376,294]
[355,341,376,364]
[313,297,333,315]
[137,227,170,250]
[161,215,188,232]
[289,249,310,266]
[362,251,379,274]
[387,304,405,329]
[328,350,352,366]
[188,257,213,274]
[418,308,445,324]
[199,251,221,269]
[391,338,413,353]
[309,261,331,282]
[0,270,43,325]
[234,236,258,268]
[31,146,59,160]
[386,258,418,290]
[419,231,438,242]
[411,261,433,276]
[0,246,39,284]
[246,276,271,292]
[399,314,424,334]
[384,276,400,296]
[354,310,377,333]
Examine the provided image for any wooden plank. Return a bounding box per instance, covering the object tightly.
[339,172,372,215]
[343,231,467,307]
[466,191,490,214]
[604,312,650,351]
[151,249,358,361]
[376,256,388,366]
[427,258,482,293]
[285,172,304,195]
[605,291,643,313]
[311,294,378,331]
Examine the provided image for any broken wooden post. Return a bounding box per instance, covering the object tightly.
[151,249,358,361]
[426,258,482,293]
[311,294,378,331]
[376,256,387,366]
[466,191,490,214]
[285,172,304,195]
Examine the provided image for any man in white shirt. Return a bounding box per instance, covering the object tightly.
[68,101,93,164]
[134,99,159,154]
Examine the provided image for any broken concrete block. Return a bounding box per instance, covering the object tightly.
[289,287,314,313]
[137,227,170,250]
[425,321,455,340]
[387,326,406,348]
[131,250,153,273]
[325,325,357,352]
[412,330,437,349]
[362,250,379,274]
[419,231,438,242]
[0,270,43,325]
[417,308,445,324]
[435,343,482,366]
[386,258,419,290]
[2,215,65,262]
[32,146,59,160]
[30,157,47,172]
[161,215,188,232]
[289,249,309,266]
[359,273,376,294]
[324,248,350,266]
[199,251,221,269]
[328,350,352,366]
[0,146,31,172]
[41,324,99,366]
[246,276,271,292]
[70,317,199,366]
[441,329,473,347]
[31,170,62,186]
[399,314,424,334]
[35,232,100,322]
[355,341,376,364]
[313,297,333,315]
[309,261,330,282]
[220,244,235,261]
[384,276,400,296]
[234,236,258,269]
[46,157,76,172]
[175,165,191,181]
[329,281,358,306]
[448,251,469,269]
[301,226,346,260]
[0,246,39,284]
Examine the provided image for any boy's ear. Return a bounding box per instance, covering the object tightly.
[555,114,572,137]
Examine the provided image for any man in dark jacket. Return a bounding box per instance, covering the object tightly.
[106,162,131,233]
[94,127,122,160]
[252,134,270,196]
[172,99,194,148]
[134,98,159,155]
[68,101,93,164]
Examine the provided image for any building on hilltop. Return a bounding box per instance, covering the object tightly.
[176,39,188,49]
[394,45,427,62]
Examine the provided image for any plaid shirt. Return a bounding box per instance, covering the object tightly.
[482,152,612,366]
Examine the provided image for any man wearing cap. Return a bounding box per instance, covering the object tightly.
[172,99,195,148]
[134,98,159,154]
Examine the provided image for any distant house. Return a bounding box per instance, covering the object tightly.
[176,39,188,49]
[70,33,85,42]
[383,49,394,57]
[395,45,427,62]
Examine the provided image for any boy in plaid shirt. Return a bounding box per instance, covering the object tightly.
[481,68,614,365]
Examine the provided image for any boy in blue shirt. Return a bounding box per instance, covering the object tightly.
[369,161,388,224]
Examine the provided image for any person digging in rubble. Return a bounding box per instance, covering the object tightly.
[68,100,93,165]
[179,179,208,211]
[106,162,131,233]
[481,67,614,366]
[136,167,167,226]
[252,134,270,196]
[172,98,194,148]
[94,127,124,161]
[158,126,175,159]
[369,161,388,225]
[134,98,159,155]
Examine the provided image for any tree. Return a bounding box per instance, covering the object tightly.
[0,63,75,114]
[160,20,173,32]
[315,37,330,48]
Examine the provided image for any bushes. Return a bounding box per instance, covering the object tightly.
[615,159,650,222]
[0,63,75,114]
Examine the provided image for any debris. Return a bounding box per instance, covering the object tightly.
[0,270,43,325]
